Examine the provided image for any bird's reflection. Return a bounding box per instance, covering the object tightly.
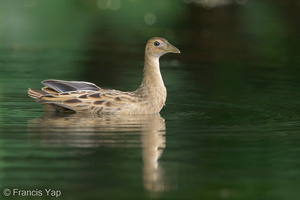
[28,113,174,191]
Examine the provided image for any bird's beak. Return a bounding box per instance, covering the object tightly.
[165,42,181,54]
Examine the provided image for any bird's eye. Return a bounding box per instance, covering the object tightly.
[154,41,160,46]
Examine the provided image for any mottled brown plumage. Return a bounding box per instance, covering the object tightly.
[28,37,180,115]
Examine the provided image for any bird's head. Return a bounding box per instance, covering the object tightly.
[145,37,180,58]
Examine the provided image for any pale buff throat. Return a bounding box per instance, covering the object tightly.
[28,37,180,115]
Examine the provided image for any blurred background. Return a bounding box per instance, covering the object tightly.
[1,0,300,108]
[1,0,300,199]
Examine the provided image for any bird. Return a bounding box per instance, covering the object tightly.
[28,37,180,115]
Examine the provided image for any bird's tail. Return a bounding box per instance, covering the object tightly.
[28,88,48,99]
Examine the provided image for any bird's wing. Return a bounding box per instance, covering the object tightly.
[36,89,141,114]
[41,79,101,93]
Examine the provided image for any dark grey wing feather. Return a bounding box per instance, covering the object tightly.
[42,79,101,93]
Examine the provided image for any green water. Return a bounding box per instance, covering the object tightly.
[1,1,300,199]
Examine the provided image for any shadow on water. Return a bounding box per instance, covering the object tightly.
[27,113,176,193]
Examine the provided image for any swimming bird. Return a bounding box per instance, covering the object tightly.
[28,37,180,115]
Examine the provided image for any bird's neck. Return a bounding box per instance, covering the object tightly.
[137,54,166,96]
